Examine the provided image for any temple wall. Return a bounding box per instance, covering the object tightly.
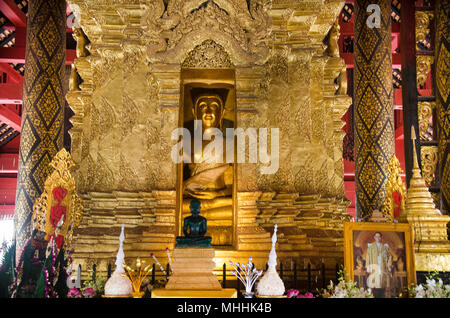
[66,0,351,278]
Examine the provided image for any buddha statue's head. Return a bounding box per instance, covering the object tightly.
[193,94,225,129]
[189,198,201,216]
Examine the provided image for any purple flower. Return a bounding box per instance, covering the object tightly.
[82,287,96,298]
[297,292,314,298]
[67,288,82,298]
[287,289,300,298]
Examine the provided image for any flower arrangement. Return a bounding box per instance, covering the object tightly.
[82,287,96,298]
[400,272,450,298]
[81,274,107,297]
[67,288,82,298]
[66,274,105,298]
[229,256,263,298]
[322,268,373,298]
[286,289,314,298]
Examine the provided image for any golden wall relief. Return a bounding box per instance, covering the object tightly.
[64,0,357,274]
[66,0,350,200]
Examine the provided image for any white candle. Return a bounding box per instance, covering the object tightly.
[151,253,166,275]
[166,248,172,266]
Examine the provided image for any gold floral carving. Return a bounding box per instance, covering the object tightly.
[381,155,406,220]
[418,101,435,141]
[32,149,84,247]
[182,40,233,68]
[421,146,438,187]
[415,11,433,51]
[416,55,434,87]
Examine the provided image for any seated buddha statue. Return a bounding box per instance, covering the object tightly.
[176,199,212,248]
[182,90,233,245]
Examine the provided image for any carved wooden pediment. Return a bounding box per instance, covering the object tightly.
[143,0,272,66]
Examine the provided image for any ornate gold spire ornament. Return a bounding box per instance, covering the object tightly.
[398,127,450,254]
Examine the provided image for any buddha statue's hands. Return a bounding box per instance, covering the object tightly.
[188,186,232,200]
[190,190,220,200]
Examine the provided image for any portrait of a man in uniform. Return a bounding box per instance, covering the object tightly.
[365,232,393,297]
[346,224,414,299]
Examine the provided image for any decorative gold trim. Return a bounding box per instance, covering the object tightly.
[421,145,438,187]
[416,55,434,87]
[415,11,434,51]
[182,40,233,69]
[418,101,435,141]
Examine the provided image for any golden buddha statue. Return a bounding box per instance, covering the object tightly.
[182,90,233,245]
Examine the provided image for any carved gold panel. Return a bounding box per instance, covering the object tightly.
[418,101,435,141]
[416,55,434,88]
[415,11,434,51]
[421,145,439,187]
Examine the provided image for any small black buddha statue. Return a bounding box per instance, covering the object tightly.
[176,198,212,248]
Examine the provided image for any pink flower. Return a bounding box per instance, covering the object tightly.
[82,287,96,298]
[297,292,314,298]
[67,288,82,298]
[287,289,300,298]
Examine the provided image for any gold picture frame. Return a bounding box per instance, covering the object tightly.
[344,222,416,298]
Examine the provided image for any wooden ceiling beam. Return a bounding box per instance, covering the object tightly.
[0,104,21,131]
[0,63,23,83]
[0,83,22,104]
[0,0,27,27]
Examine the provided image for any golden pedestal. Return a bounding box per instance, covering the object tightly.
[165,247,222,290]
[151,289,237,298]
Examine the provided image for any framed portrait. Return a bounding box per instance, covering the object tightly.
[344,222,416,298]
